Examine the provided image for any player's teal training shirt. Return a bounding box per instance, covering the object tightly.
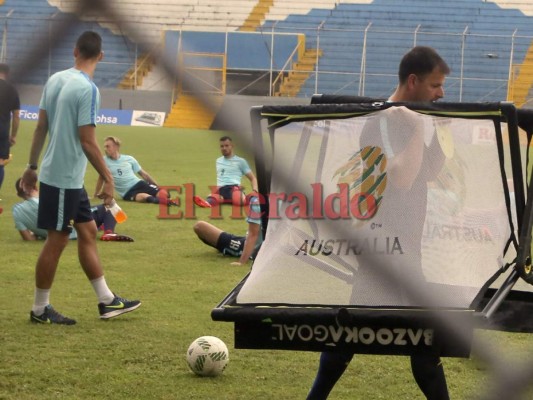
[12,198,47,238]
[104,154,142,197]
[13,198,77,239]
[38,68,100,189]
[246,196,263,250]
[216,155,251,186]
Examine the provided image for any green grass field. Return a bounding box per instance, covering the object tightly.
[1,121,532,399]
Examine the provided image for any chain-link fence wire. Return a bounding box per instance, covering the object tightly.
[7,1,533,398]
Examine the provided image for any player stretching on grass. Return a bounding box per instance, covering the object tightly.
[94,136,175,205]
[193,195,263,266]
[13,178,133,242]
[21,31,141,325]
[194,136,258,208]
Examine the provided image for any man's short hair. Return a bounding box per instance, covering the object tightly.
[0,63,10,75]
[398,46,450,84]
[219,136,232,142]
[76,31,102,60]
[105,136,121,147]
[15,178,25,198]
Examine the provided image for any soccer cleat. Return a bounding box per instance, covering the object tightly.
[30,304,76,325]
[193,195,211,208]
[98,294,141,319]
[167,198,179,206]
[100,231,134,242]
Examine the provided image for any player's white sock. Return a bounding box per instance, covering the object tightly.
[32,287,50,315]
[90,276,115,305]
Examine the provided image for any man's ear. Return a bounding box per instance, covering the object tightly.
[98,51,104,62]
[73,47,79,58]
[407,73,418,90]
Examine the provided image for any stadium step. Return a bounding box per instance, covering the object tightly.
[117,53,153,90]
[508,42,533,108]
[164,94,223,129]
[239,0,274,32]
[275,48,323,97]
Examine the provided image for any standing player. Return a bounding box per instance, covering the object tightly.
[94,136,174,205]
[21,31,141,325]
[307,46,451,400]
[0,63,20,195]
[194,136,258,207]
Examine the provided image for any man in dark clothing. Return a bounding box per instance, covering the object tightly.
[0,63,20,193]
[307,46,451,400]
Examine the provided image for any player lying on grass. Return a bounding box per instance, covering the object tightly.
[193,195,263,266]
[14,178,133,242]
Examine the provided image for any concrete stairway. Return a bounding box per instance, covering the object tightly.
[508,43,533,108]
[275,48,322,97]
[164,94,223,129]
[239,0,274,31]
[118,54,153,90]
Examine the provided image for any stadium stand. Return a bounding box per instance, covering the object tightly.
[260,0,533,102]
[0,0,135,87]
[49,0,258,44]
[490,0,533,15]
[491,1,533,107]
[1,1,531,106]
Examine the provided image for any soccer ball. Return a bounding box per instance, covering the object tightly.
[186,336,229,377]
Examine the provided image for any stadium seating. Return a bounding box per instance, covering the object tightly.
[489,0,533,16]
[1,0,531,104]
[260,0,533,102]
[48,0,258,43]
[0,0,134,87]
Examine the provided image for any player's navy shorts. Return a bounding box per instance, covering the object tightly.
[37,182,93,233]
[215,185,241,200]
[0,134,9,159]
[123,180,160,201]
[216,232,246,257]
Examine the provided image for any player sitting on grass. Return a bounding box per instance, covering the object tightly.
[95,136,176,205]
[193,195,263,266]
[14,178,133,242]
[194,136,258,208]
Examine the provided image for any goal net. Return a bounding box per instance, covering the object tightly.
[213,100,533,356]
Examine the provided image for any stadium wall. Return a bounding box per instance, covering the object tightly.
[18,85,172,127]
[16,85,308,130]
[211,94,308,132]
